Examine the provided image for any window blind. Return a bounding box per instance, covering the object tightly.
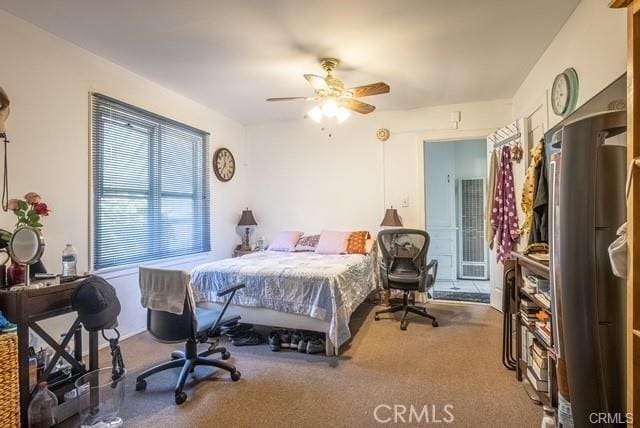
[91,94,210,270]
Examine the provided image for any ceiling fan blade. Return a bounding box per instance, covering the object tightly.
[345,82,390,98]
[304,74,330,93]
[342,99,376,114]
[266,97,311,102]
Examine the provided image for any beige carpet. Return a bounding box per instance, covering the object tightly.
[94,302,541,427]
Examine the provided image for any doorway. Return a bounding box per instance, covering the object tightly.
[424,139,490,303]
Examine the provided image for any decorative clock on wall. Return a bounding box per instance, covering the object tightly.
[213,147,235,182]
[551,67,579,117]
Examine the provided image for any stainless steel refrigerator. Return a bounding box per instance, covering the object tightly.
[549,110,627,426]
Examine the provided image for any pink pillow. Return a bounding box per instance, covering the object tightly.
[315,230,351,255]
[268,231,303,252]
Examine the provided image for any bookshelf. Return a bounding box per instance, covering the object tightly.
[511,251,557,411]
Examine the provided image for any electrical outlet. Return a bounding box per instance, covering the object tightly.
[401,197,410,208]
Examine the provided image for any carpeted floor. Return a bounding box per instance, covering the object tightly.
[92,301,541,427]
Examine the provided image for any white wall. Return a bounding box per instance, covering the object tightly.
[512,0,627,126]
[245,100,511,241]
[454,140,487,179]
[0,10,248,344]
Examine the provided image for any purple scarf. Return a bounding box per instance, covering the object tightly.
[491,147,520,262]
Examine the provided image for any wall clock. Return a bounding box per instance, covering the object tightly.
[213,147,235,182]
[551,68,579,117]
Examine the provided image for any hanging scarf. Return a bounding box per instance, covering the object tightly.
[491,147,520,262]
[520,140,544,236]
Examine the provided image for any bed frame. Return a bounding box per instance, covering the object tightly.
[199,302,337,356]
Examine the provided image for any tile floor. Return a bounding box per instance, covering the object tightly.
[433,279,491,294]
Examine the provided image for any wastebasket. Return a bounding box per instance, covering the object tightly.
[75,368,126,427]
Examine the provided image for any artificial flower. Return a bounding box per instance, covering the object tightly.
[24,192,42,205]
[33,203,50,216]
[7,199,19,211]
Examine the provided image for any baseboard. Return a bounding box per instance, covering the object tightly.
[83,326,147,357]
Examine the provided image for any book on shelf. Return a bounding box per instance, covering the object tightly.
[530,356,548,379]
[526,367,549,392]
[534,293,551,308]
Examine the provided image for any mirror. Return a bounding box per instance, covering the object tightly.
[8,226,45,286]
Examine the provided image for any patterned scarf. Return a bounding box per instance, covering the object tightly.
[491,147,520,262]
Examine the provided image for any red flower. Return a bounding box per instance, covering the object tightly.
[33,203,50,216]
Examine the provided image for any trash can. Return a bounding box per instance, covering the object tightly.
[75,368,126,427]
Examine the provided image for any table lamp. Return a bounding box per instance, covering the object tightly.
[238,209,257,251]
[380,207,403,227]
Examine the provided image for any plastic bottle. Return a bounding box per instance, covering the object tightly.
[28,382,58,428]
[61,244,77,277]
[541,405,556,428]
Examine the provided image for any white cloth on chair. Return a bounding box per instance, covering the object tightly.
[139,267,192,315]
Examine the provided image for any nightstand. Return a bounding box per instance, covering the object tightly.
[233,247,257,258]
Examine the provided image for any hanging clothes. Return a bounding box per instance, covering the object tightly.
[520,140,544,236]
[486,150,499,249]
[528,147,548,246]
[491,147,520,262]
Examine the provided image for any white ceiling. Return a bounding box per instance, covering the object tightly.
[0,0,580,124]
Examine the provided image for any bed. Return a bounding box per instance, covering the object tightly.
[190,249,379,355]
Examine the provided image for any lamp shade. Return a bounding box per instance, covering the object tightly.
[380,208,402,227]
[238,209,257,226]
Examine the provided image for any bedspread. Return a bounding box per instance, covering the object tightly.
[190,250,379,348]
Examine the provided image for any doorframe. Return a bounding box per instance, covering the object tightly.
[420,130,495,304]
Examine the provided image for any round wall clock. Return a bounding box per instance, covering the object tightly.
[213,147,235,182]
[551,68,579,117]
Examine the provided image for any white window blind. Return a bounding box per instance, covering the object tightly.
[91,94,210,270]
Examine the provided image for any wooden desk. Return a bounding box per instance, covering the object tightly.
[0,279,99,426]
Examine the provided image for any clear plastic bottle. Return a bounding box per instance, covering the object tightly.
[61,244,77,277]
[28,382,58,428]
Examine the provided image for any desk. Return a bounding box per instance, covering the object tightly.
[0,279,99,426]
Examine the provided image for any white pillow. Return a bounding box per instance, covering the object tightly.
[268,231,303,252]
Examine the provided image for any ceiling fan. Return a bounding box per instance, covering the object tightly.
[266,58,390,123]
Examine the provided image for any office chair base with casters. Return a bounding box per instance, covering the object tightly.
[137,268,246,406]
[135,337,241,405]
[375,290,439,330]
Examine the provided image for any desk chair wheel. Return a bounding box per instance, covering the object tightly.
[400,321,408,331]
[432,320,439,327]
[135,379,147,391]
[175,391,187,405]
[222,350,231,360]
[374,315,380,321]
[230,370,241,382]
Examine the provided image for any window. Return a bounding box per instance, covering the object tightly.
[91,94,210,270]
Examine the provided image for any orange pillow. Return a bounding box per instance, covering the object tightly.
[346,231,371,254]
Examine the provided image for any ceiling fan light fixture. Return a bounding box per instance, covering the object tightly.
[308,106,323,123]
[336,106,351,123]
[322,99,339,117]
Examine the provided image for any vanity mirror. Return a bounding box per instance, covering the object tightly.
[8,226,45,286]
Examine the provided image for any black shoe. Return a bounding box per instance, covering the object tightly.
[306,337,325,354]
[232,331,263,346]
[268,330,282,351]
[280,330,292,349]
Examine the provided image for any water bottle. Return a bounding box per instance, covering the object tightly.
[61,244,77,277]
[28,382,58,428]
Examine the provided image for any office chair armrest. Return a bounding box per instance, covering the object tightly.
[218,282,246,297]
[426,259,438,279]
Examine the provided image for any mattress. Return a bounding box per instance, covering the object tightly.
[190,250,379,348]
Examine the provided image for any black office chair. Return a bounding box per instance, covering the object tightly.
[375,229,439,330]
[136,267,244,405]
